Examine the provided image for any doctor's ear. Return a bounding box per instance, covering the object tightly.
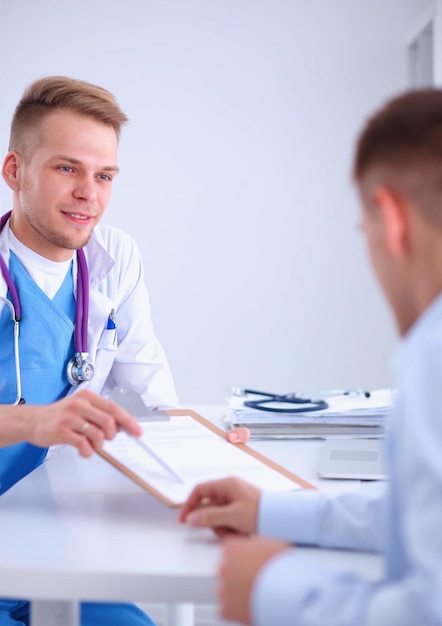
[371,185,410,258]
[2,152,22,191]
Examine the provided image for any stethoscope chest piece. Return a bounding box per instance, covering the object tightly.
[66,353,95,385]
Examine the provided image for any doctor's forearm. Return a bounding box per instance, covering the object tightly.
[0,390,142,453]
[0,404,31,446]
[0,403,65,448]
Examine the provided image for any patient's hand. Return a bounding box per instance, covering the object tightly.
[218,535,291,625]
[179,476,260,537]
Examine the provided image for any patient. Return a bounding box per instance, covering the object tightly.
[180,88,442,625]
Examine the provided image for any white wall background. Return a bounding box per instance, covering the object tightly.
[0,0,432,404]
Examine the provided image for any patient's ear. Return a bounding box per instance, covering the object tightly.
[371,186,409,258]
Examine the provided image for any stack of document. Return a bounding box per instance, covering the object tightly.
[224,389,394,439]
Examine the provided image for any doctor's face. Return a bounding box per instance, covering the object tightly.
[2,109,119,261]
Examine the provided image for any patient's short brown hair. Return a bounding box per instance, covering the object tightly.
[353,89,442,227]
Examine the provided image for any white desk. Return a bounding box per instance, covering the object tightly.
[0,405,383,626]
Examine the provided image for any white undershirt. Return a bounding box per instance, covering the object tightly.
[8,227,74,299]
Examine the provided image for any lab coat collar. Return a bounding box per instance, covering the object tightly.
[0,214,10,264]
[0,216,10,300]
[83,230,115,288]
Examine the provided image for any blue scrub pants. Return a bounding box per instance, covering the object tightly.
[0,600,156,625]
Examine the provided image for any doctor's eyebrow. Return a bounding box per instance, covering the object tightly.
[50,155,120,174]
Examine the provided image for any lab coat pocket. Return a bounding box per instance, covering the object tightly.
[97,326,118,351]
[91,327,118,392]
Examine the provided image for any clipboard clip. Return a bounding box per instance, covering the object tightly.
[110,386,170,422]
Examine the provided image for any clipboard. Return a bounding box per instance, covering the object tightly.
[97,409,314,507]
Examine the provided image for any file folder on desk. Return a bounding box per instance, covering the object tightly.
[224,389,393,439]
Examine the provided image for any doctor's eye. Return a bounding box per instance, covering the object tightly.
[97,173,113,182]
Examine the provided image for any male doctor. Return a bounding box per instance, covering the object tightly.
[0,75,179,487]
[0,75,179,626]
[0,75,248,626]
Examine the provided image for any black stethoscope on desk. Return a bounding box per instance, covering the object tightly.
[234,388,329,413]
[0,211,95,405]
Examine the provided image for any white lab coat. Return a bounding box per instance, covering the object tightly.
[0,219,178,409]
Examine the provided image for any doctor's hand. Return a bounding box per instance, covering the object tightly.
[1,389,142,457]
[225,427,250,444]
[179,477,260,537]
[218,535,291,625]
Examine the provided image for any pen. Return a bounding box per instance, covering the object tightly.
[107,308,116,330]
[127,432,184,484]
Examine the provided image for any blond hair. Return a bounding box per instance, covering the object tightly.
[9,75,129,154]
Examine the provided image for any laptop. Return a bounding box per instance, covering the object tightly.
[317,438,387,480]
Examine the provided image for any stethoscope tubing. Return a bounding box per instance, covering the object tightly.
[76,247,88,353]
[0,296,22,404]
[0,211,93,396]
[0,210,88,355]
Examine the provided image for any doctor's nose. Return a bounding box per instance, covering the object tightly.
[73,176,98,203]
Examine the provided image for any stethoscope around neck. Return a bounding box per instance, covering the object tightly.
[0,211,94,405]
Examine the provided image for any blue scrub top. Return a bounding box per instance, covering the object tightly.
[0,252,75,494]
